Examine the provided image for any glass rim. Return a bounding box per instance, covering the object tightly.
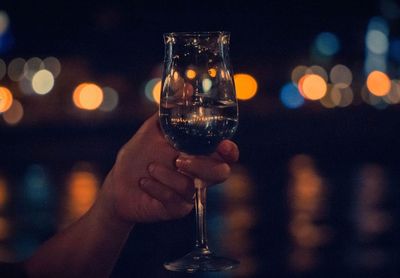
[164,31,230,37]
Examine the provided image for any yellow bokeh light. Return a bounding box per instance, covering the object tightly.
[152,80,161,104]
[186,69,197,79]
[299,74,327,100]
[367,71,391,96]
[0,86,13,113]
[73,83,103,110]
[291,65,308,84]
[208,68,217,78]
[3,99,23,125]
[32,69,55,95]
[234,73,258,100]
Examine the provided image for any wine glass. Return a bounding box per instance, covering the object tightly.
[159,31,239,272]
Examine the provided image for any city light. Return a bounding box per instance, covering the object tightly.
[0,86,13,113]
[43,57,61,77]
[202,78,212,93]
[280,82,304,109]
[186,69,197,80]
[306,65,328,82]
[152,80,162,104]
[73,83,104,110]
[2,99,23,125]
[366,30,389,55]
[314,32,340,56]
[330,64,352,88]
[299,74,327,100]
[234,73,258,100]
[99,87,119,112]
[24,57,43,80]
[208,68,217,78]
[32,69,55,95]
[8,58,26,81]
[366,71,391,96]
[144,78,161,103]
[291,65,308,84]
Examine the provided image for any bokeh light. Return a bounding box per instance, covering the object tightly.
[330,64,352,88]
[0,86,13,113]
[0,59,5,80]
[0,11,9,35]
[319,85,336,109]
[3,99,23,125]
[315,32,340,56]
[32,69,55,95]
[368,16,389,35]
[366,30,389,55]
[330,85,354,107]
[208,68,217,78]
[202,78,212,93]
[366,71,391,96]
[24,57,43,80]
[280,82,304,109]
[8,58,26,81]
[144,78,161,103]
[306,65,328,82]
[185,69,197,80]
[73,83,104,110]
[234,73,258,100]
[152,80,162,104]
[62,167,100,228]
[99,87,119,112]
[43,57,61,77]
[299,74,327,100]
[291,65,308,84]
[383,81,400,104]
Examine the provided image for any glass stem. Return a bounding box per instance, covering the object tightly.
[194,178,210,253]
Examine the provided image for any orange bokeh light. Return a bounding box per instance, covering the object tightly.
[234,73,258,100]
[72,83,103,110]
[186,69,197,80]
[208,68,217,78]
[367,71,391,96]
[0,87,13,113]
[299,74,327,100]
[152,80,162,104]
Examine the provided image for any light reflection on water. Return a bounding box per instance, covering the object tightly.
[0,155,398,276]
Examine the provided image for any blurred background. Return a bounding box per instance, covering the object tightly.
[1,0,400,277]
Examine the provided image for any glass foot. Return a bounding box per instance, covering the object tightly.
[164,249,239,273]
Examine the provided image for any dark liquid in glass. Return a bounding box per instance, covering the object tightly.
[160,102,238,155]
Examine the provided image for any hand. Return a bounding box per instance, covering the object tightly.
[100,113,239,225]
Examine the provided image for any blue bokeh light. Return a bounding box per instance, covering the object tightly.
[280,83,305,109]
[389,39,400,63]
[315,32,340,56]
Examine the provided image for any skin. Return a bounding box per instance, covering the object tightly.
[24,114,239,278]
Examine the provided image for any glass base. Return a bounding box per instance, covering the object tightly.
[164,249,239,273]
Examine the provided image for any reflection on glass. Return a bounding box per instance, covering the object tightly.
[287,154,331,273]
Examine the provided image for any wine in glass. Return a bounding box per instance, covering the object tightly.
[159,31,239,272]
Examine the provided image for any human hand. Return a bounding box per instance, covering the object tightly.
[99,113,239,225]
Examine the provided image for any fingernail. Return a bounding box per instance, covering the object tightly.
[220,143,231,155]
[176,156,191,169]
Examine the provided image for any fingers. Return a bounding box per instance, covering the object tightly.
[175,154,231,184]
[216,140,239,163]
[148,163,195,202]
[139,178,193,219]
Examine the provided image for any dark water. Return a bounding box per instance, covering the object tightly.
[0,109,399,277]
